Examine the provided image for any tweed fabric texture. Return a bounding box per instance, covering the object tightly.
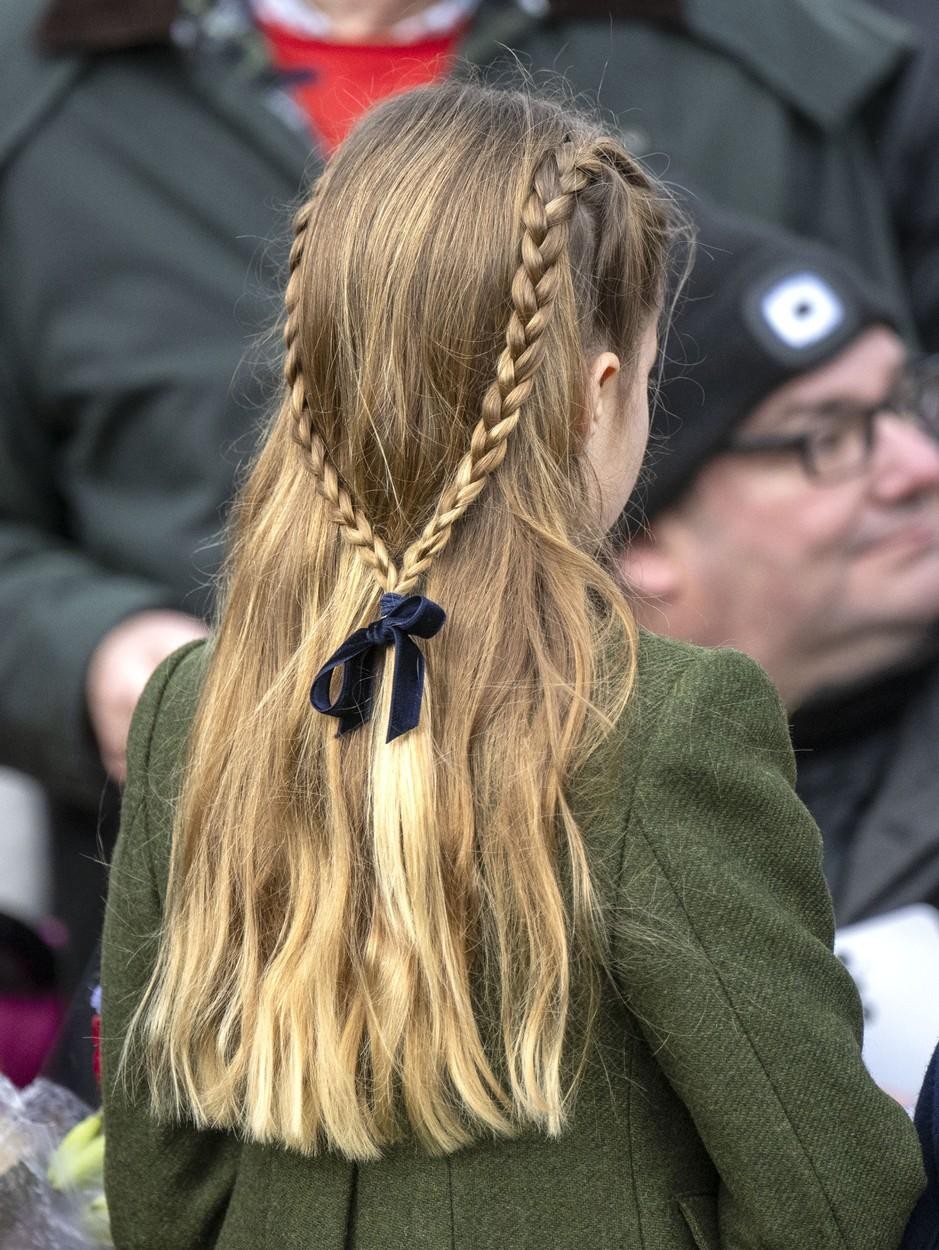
[101,633,924,1248]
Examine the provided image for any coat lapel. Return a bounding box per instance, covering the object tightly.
[684,0,911,131]
[36,0,315,188]
[183,49,317,188]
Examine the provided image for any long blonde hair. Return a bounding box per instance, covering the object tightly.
[127,82,673,1160]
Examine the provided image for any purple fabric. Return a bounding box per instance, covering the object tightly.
[0,993,65,1087]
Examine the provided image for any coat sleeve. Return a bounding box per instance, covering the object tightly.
[0,345,177,810]
[101,641,240,1250]
[612,646,925,1250]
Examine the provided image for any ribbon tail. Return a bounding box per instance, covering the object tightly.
[385,633,426,742]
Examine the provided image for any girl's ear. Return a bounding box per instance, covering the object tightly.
[585,351,621,436]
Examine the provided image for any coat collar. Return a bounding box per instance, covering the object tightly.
[36,0,683,53]
[36,0,909,133]
[38,0,181,50]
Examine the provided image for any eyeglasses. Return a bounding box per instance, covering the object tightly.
[724,355,939,482]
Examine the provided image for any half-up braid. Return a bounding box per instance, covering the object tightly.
[129,82,674,1162]
[285,198,399,590]
[288,136,646,599]
[396,142,589,591]
[286,142,595,597]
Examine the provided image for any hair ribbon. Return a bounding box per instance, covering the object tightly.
[310,593,446,742]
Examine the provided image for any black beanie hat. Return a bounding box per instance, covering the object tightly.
[637,202,904,520]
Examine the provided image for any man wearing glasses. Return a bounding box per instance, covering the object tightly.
[623,208,939,924]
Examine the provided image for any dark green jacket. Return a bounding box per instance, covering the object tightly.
[101,633,924,1249]
[0,0,922,812]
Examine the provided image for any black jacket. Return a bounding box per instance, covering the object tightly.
[793,651,939,924]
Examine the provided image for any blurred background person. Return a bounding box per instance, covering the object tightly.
[621,206,939,925]
[1,0,936,1089]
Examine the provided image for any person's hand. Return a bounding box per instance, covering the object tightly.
[85,610,210,783]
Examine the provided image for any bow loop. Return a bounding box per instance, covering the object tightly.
[310,593,446,742]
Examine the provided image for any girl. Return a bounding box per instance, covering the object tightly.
[102,82,923,1248]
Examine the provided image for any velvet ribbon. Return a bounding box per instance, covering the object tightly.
[310,592,446,742]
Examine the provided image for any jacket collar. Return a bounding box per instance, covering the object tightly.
[36,0,908,131]
[36,0,684,52]
[38,0,181,50]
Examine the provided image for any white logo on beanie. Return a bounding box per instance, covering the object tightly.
[760,272,845,350]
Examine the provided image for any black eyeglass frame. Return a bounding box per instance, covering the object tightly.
[723,353,939,482]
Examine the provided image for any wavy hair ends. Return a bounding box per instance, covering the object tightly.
[124,81,675,1159]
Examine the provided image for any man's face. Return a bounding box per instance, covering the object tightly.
[640,326,939,704]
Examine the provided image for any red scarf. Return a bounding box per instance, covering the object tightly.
[257,19,467,152]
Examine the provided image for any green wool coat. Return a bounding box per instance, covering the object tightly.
[101,634,924,1249]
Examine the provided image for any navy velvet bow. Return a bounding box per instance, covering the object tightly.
[310,593,446,742]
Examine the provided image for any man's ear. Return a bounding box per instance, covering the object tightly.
[617,525,683,604]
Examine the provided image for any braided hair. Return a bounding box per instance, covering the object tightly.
[133,82,674,1161]
[286,134,643,597]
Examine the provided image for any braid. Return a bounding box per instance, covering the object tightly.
[394,143,593,594]
[286,199,398,590]
[288,142,606,597]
